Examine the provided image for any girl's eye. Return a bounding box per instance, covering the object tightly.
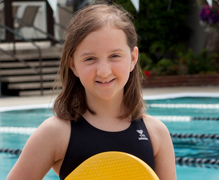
[111,54,120,58]
[85,57,95,61]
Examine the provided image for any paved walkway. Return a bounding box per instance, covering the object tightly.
[0,86,219,108]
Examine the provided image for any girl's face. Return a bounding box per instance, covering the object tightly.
[70,25,138,102]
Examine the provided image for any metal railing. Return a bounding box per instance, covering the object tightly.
[0,23,44,95]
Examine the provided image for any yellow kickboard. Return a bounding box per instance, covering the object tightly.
[65,151,159,180]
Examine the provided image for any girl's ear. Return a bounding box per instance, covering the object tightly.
[130,46,138,72]
[69,57,79,77]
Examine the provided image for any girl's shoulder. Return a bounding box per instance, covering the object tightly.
[142,114,171,156]
[33,116,70,142]
[30,116,71,158]
[38,116,71,152]
[6,116,71,179]
[24,116,71,166]
[142,114,169,134]
[41,116,70,132]
[142,115,176,179]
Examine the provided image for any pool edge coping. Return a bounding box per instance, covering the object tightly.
[1,92,219,112]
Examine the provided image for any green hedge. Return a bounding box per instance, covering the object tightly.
[116,0,191,61]
[115,0,218,75]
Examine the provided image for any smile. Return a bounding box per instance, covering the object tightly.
[96,79,115,84]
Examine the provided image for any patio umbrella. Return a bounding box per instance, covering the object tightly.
[206,0,213,7]
[47,0,57,16]
[130,0,139,12]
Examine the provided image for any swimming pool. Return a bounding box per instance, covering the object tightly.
[0,96,219,179]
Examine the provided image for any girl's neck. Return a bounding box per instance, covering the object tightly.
[83,104,131,132]
[85,90,125,119]
[83,94,132,132]
[87,98,123,119]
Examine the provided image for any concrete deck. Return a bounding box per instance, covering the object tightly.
[0,86,219,108]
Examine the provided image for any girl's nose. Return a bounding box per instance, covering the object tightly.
[97,61,112,78]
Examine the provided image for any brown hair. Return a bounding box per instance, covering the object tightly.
[53,2,145,121]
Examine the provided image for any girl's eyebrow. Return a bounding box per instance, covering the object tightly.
[80,48,124,57]
[80,52,94,57]
[111,48,124,53]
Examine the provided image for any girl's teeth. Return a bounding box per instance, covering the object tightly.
[99,79,113,83]
[104,80,110,83]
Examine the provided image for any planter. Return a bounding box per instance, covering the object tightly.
[141,74,219,87]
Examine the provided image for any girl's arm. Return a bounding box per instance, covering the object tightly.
[143,115,177,180]
[6,116,69,180]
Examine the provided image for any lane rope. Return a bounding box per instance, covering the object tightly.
[1,103,219,113]
[143,93,219,100]
[191,117,219,121]
[154,116,219,122]
[0,148,22,155]
[148,103,219,109]
[0,127,36,135]
[175,157,219,168]
[1,124,219,137]
[154,116,191,122]
[171,133,219,139]
[1,148,218,169]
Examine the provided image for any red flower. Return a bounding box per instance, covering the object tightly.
[174,65,178,70]
[205,9,210,15]
[144,70,151,77]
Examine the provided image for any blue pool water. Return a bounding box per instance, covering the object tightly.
[0,97,219,179]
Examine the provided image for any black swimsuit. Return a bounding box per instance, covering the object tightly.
[59,117,154,180]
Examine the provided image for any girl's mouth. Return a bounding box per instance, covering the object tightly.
[96,78,115,84]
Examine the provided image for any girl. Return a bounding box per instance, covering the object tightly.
[7,2,176,180]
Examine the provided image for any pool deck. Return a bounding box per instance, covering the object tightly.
[0,86,219,108]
